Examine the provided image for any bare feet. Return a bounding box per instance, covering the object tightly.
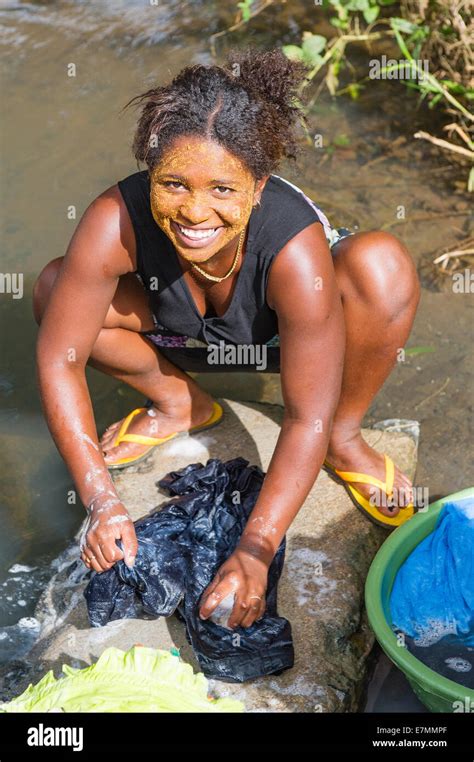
[100,392,215,466]
[325,432,413,518]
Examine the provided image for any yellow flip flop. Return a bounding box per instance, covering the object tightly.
[104,401,224,471]
[322,452,416,529]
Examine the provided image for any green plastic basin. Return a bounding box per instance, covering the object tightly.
[365,487,474,713]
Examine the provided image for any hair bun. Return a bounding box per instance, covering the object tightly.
[224,48,309,119]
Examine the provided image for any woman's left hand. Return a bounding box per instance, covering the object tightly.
[198,547,269,629]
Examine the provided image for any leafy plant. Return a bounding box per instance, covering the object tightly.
[281,3,473,189]
[325,0,396,29]
[236,0,254,23]
[389,17,473,122]
[283,32,327,67]
[332,133,351,146]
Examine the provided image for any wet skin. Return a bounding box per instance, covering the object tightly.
[33,134,420,629]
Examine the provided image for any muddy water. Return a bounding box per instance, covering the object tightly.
[0,0,472,703]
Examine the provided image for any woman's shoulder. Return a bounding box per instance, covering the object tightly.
[264,175,330,227]
[264,174,317,207]
[83,182,138,273]
[254,174,327,254]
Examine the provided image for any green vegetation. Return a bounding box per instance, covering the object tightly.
[213,0,473,190]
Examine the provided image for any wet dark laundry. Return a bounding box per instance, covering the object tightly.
[404,635,474,690]
[83,458,294,683]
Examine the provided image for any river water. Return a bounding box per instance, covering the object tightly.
[1,0,472,708]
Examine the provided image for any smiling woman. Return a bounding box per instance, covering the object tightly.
[121,47,308,272]
[33,47,420,631]
[148,136,256,266]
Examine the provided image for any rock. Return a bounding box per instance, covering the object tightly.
[0,400,419,712]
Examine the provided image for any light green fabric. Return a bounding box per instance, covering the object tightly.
[0,646,244,713]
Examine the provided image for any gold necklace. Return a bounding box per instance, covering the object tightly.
[190,228,245,283]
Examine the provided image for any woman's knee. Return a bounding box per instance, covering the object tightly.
[334,231,420,318]
[32,256,64,324]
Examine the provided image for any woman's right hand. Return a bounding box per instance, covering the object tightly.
[79,492,138,574]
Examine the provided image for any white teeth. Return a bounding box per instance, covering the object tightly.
[177,224,218,240]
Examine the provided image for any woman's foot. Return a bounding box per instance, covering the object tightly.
[100,391,215,466]
[325,431,413,518]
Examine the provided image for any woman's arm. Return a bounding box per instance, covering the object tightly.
[237,221,345,560]
[199,222,345,627]
[36,188,138,573]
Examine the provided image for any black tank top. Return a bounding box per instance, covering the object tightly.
[117,171,325,372]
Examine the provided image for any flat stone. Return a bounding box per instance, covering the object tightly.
[0,400,418,712]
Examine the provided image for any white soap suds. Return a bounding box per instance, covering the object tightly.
[453,496,474,519]
[18,617,40,630]
[105,515,131,526]
[209,593,236,629]
[161,435,215,458]
[249,515,277,543]
[78,517,92,551]
[412,618,458,647]
[445,657,472,673]
[85,467,105,483]
[81,433,99,451]
[287,548,336,607]
[269,675,322,697]
[93,497,122,512]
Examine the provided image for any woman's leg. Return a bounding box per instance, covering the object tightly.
[325,231,421,517]
[33,257,214,465]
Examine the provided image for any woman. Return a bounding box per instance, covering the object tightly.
[33,49,420,631]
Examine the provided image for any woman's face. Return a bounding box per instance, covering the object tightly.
[149,135,267,263]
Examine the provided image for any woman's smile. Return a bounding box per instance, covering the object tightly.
[171,220,224,248]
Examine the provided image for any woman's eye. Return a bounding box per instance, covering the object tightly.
[161,181,232,194]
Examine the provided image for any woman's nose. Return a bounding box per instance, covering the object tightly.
[179,192,214,224]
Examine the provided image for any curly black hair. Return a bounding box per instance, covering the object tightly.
[122,48,310,181]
